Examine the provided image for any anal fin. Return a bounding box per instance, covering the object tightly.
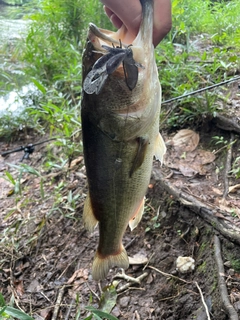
[154,132,166,164]
[83,192,98,232]
[129,197,145,231]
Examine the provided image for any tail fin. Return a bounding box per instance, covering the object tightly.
[92,246,129,280]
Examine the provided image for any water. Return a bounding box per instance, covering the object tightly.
[0,83,41,116]
[0,3,35,117]
[0,2,26,19]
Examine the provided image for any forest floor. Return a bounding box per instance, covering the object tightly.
[1,80,240,320]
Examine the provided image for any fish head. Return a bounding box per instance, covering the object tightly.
[82,0,160,142]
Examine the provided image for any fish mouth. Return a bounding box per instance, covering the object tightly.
[88,23,131,51]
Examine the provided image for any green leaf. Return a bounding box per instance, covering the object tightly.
[0,307,7,316]
[85,307,118,320]
[4,171,16,185]
[31,78,46,94]
[20,164,41,177]
[99,284,117,314]
[0,293,6,308]
[4,306,34,320]
[40,178,45,199]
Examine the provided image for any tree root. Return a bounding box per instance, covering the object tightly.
[222,133,234,199]
[214,235,239,320]
[152,168,240,245]
[214,113,240,134]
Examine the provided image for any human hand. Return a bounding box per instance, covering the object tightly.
[101,0,172,47]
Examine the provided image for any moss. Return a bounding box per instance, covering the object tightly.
[198,261,207,273]
[211,278,218,292]
[231,259,240,272]
[199,242,208,253]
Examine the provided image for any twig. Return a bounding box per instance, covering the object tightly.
[116,272,148,293]
[148,265,191,284]
[64,298,74,320]
[143,252,155,271]
[114,269,141,284]
[195,281,211,320]
[214,235,239,320]
[40,291,52,303]
[117,286,146,295]
[158,291,181,302]
[86,282,100,300]
[222,133,235,199]
[134,310,141,320]
[125,237,136,250]
[52,285,66,320]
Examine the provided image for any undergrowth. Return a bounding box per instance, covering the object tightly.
[158,0,240,128]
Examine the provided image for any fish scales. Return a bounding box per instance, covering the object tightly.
[81,0,166,280]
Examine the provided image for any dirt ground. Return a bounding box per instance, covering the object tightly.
[0,81,240,320]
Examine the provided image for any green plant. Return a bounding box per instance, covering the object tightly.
[84,307,118,320]
[0,293,33,320]
[4,164,43,197]
[145,214,161,232]
[159,0,240,129]
[231,259,240,273]
[22,0,110,85]
[230,155,240,179]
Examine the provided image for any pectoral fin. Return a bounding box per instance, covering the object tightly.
[154,133,166,163]
[130,137,149,177]
[129,197,145,231]
[83,192,98,232]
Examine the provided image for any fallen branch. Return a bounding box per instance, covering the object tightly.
[152,168,240,245]
[214,235,239,320]
[116,272,148,293]
[52,285,67,320]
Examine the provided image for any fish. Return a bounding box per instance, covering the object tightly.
[81,0,166,280]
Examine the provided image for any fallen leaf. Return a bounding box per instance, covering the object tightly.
[67,156,83,169]
[27,279,42,292]
[178,164,201,177]
[14,279,24,296]
[67,268,88,284]
[229,184,240,193]
[212,187,223,196]
[193,149,216,165]
[171,129,200,152]
[128,254,148,265]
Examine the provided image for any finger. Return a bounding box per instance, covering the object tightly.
[104,6,123,29]
[152,0,172,46]
[104,5,113,18]
[102,1,142,38]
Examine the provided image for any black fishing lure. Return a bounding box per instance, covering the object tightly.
[83,42,144,95]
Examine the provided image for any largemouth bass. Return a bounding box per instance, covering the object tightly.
[81,0,166,280]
